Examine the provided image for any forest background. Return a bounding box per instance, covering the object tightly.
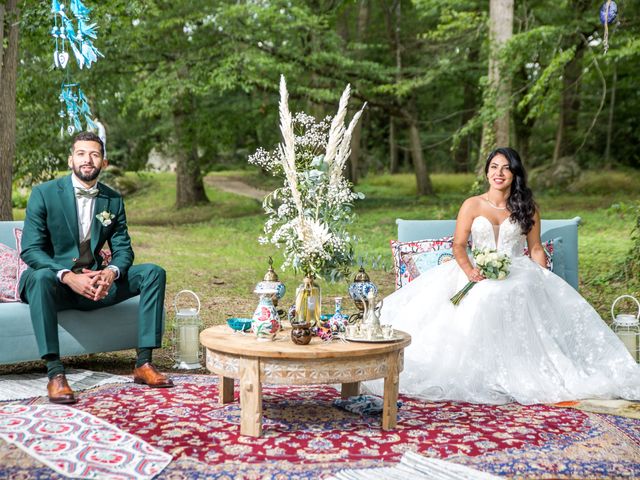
[0,0,639,369]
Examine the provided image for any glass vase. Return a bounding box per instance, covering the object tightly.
[295,276,321,327]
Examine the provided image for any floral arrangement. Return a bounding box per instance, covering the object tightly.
[450,248,511,305]
[249,76,366,280]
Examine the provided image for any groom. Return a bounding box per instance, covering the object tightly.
[19,131,173,404]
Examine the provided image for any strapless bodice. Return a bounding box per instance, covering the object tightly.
[471,216,525,257]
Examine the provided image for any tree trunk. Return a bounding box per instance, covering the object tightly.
[478,0,513,170]
[552,42,584,163]
[346,0,370,185]
[173,106,209,208]
[512,64,536,163]
[389,116,399,173]
[604,65,616,169]
[407,113,433,195]
[453,48,480,173]
[0,0,19,221]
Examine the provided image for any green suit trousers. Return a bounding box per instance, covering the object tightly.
[20,264,166,358]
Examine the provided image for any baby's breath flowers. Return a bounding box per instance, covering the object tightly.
[249,76,366,280]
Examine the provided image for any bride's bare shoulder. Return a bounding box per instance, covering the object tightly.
[459,195,485,213]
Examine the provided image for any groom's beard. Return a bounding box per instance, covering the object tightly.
[73,164,101,182]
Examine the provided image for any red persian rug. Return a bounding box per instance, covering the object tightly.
[1,374,638,479]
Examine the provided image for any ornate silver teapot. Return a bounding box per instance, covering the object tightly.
[361,290,383,339]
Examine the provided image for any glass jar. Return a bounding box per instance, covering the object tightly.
[295,276,321,327]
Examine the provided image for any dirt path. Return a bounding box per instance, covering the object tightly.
[205,175,269,201]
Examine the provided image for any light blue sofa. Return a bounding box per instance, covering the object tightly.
[0,221,150,365]
[396,217,581,290]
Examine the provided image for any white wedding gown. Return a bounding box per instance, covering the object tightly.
[368,215,640,405]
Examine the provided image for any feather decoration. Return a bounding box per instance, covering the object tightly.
[331,102,367,187]
[323,84,350,169]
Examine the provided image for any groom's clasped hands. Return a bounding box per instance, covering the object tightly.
[61,268,116,301]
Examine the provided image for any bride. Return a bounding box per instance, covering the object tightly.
[370,147,640,405]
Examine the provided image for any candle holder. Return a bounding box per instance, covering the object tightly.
[255,257,286,312]
[611,295,640,362]
[348,266,378,323]
[173,290,202,370]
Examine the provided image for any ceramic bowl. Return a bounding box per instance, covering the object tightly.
[226,317,253,332]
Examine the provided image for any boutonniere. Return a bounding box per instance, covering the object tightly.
[96,210,115,227]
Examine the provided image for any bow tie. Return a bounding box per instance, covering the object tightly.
[75,187,99,199]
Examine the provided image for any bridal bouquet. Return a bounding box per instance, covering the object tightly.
[249,76,366,280]
[450,248,511,306]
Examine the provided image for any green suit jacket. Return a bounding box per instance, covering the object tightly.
[19,174,134,293]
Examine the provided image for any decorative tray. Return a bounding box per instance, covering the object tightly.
[344,334,403,343]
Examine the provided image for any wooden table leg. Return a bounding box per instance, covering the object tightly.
[219,375,234,404]
[341,382,360,399]
[382,351,399,430]
[239,357,262,437]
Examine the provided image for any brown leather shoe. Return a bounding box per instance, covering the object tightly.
[133,363,174,388]
[47,374,77,404]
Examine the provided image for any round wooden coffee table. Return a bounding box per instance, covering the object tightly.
[200,325,411,437]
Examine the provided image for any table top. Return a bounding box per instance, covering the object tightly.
[200,325,411,360]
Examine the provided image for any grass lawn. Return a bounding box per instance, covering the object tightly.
[5,169,639,374]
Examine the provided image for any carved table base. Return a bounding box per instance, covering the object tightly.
[201,326,410,437]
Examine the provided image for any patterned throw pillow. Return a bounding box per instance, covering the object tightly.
[0,243,19,302]
[390,237,455,289]
[14,228,28,290]
[523,237,562,272]
[0,228,28,302]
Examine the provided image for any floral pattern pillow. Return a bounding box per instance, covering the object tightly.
[390,237,455,289]
[14,228,28,291]
[0,243,19,302]
[523,238,558,271]
[0,228,29,302]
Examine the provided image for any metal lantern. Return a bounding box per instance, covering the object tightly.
[255,257,286,308]
[173,290,202,370]
[611,295,640,363]
[348,266,378,323]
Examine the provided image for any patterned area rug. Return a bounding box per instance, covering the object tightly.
[0,374,638,479]
[328,451,501,479]
[554,399,640,419]
[0,403,171,479]
[0,369,130,402]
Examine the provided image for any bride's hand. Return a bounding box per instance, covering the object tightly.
[467,268,485,283]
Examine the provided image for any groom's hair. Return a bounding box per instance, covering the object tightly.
[71,131,105,157]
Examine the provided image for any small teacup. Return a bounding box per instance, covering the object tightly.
[362,325,375,340]
[381,324,394,339]
[345,324,358,338]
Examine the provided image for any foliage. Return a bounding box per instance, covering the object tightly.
[10,0,640,199]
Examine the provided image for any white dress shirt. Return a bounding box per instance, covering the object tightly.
[56,176,120,282]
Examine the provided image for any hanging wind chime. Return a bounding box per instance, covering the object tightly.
[599,0,619,54]
[51,0,103,136]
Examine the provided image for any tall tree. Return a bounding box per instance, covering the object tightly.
[0,0,20,220]
[479,0,513,166]
[382,0,433,195]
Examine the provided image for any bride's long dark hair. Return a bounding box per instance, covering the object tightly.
[485,147,537,234]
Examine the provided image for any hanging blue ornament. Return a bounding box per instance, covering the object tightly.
[51,0,103,135]
[59,83,97,135]
[599,0,617,25]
